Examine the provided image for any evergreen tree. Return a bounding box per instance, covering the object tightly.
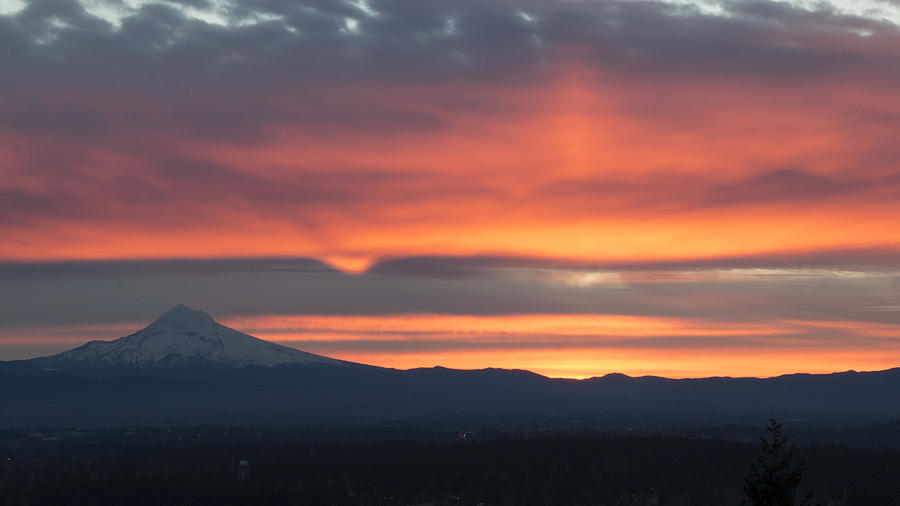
[744,418,815,506]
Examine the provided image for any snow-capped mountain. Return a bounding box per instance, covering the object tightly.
[36,304,344,369]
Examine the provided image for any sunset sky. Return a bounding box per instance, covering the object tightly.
[1,0,899,378]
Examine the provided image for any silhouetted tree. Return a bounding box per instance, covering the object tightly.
[745,418,815,506]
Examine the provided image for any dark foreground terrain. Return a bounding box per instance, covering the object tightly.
[1,425,899,506]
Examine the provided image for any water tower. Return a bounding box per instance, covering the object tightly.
[237,459,249,482]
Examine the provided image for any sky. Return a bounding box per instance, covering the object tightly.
[1,0,899,378]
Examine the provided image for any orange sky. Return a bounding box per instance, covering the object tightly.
[1,0,899,378]
[223,314,900,378]
[3,69,900,273]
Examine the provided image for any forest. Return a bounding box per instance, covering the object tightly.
[1,424,899,505]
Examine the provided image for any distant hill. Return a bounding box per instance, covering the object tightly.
[1,305,898,428]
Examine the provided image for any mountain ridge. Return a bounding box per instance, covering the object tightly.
[2,305,899,428]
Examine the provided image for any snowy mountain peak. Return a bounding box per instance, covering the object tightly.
[153,304,215,328]
[37,305,345,369]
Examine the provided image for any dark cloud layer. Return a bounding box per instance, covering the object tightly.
[370,247,900,278]
[0,258,335,281]
[2,0,898,95]
[0,257,897,326]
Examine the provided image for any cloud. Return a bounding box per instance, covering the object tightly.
[0,257,335,281]
[1,0,900,376]
[2,0,898,84]
[1,258,898,326]
[8,9,896,268]
[368,247,900,279]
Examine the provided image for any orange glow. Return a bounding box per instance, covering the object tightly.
[4,314,898,378]
[217,314,900,379]
[225,314,796,338]
[2,70,900,270]
[309,348,900,380]
[320,254,376,274]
